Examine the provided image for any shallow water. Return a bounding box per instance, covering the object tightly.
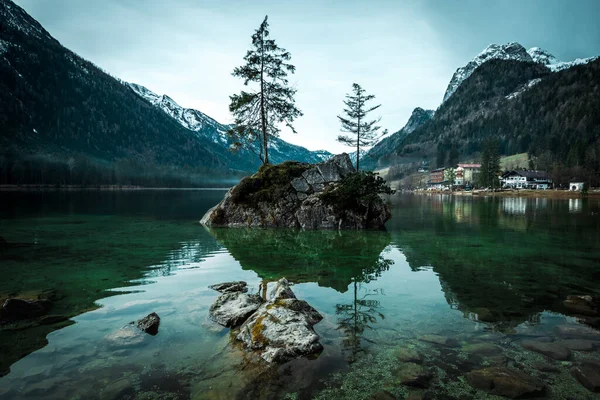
[1,191,600,399]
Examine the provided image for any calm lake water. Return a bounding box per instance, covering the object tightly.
[1,191,600,399]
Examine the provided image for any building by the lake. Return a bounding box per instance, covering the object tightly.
[500,170,552,189]
[428,167,449,189]
[455,163,481,186]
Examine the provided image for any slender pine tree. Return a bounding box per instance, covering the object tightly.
[337,83,386,171]
[478,139,501,189]
[228,16,302,165]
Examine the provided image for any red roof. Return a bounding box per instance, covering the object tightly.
[457,163,481,168]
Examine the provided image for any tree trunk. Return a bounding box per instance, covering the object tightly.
[356,109,361,172]
[260,30,269,165]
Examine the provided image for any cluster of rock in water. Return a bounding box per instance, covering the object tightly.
[200,153,391,229]
[208,278,324,362]
[360,296,600,400]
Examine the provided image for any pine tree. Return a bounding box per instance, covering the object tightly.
[228,16,302,165]
[478,139,501,189]
[337,83,386,171]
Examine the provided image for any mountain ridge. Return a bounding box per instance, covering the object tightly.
[0,0,331,186]
[442,42,598,103]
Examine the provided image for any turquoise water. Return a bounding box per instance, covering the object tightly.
[0,191,599,399]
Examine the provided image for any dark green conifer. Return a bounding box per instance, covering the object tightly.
[228,16,302,165]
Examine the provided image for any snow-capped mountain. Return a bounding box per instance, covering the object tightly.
[443,43,531,102]
[128,83,230,146]
[127,83,332,164]
[527,47,598,72]
[443,42,598,103]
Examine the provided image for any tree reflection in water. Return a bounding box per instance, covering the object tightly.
[335,254,393,362]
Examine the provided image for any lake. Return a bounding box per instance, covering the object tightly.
[1,191,600,399]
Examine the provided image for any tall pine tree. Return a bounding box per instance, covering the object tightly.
[478,139,501,189]
[228,16,302,165]
[337,83,386,171]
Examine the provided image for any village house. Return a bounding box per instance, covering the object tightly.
[569,180,585,191]
[500,170,552,189]
[428,167,450,190]
[455,163,481,185]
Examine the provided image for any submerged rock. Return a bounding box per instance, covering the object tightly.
[572,360,600,392]
[394,347,423,364]
[368,391,397,400]
[394,362,432,387]
[209,291,263,328]
[563,295,599,317]
[104,325,147,348]
[560,339,599,351]
[520,339,571,360]
[418,334,459,347]
[208,281,248,294]
[466,366,545,398]
[556,324,600,340]
[0,297,51,322]
[200,153,391,230]
[135,312,160,335]
[462,343,502,356]
[237,278,323,362]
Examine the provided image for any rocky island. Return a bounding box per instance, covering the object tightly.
[200,153,393,229]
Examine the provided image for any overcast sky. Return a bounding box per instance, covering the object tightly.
[14,0,600,153]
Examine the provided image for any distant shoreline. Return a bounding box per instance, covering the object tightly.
[0,185,231,191]
[410,189,600,199]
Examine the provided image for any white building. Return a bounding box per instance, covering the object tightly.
[501,170,552,189]
[569,182,585,191]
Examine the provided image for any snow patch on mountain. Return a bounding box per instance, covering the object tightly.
[505,78,542,100]
[310,150,334,162]
[527,47,598,72]
[127,82,229,144]
[0,39,10,56]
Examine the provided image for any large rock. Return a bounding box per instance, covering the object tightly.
[135,312,160,335]
[209,291,263,328]
[466,367,545,398]
[1,298,51,322]
[394,362,432,387]
[200,153,391,230]
[563,295,599,317]
[237,278,323,362]
[572,360,600,392]
[556,324,600,340]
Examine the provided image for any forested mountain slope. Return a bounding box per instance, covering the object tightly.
[0,0,329,186]
[368,56,600,181]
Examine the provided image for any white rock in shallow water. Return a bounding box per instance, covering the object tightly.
[270,278,296,300]
[209,292,263,328]
[237,279,323,362]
